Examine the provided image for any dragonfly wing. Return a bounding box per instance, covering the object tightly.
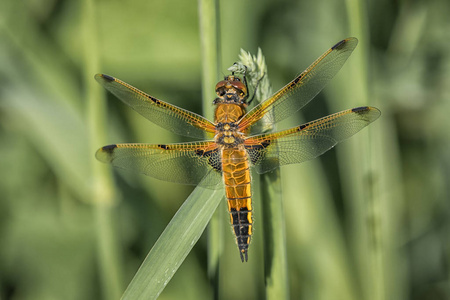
[239,38,358,133]
[96,141,223,188]
[95,74,216,139]
[244,106,381,173]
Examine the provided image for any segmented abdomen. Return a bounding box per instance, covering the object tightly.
[221,148,253,262]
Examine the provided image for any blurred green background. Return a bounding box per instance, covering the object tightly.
[1,0,449,299]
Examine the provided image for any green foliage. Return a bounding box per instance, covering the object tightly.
[1,0,450,299]
[122,187,222,300]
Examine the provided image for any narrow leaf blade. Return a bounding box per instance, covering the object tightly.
[122,185,223,300]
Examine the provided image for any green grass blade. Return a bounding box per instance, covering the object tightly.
[198,0,221,122]
[122,186,223,300]
[198,0,222,293]
[232,48,289,298]
[260,169,289,299]
[81,0,123,299]
[342,1,390,300]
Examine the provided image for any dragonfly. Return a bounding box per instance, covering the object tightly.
[95,37,380,262]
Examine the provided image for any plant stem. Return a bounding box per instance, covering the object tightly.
[122,187,223,300]
[343,1,385,300]
[260,169,289,299]
[82,0,122,298]
[198,0,222,296]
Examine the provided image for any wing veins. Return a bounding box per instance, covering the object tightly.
[95,74,216,139]
[244,106,381,173]
[238,38,359,133]
[96,142,222,187]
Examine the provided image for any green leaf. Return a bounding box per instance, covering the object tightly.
[260,169,289,300]
[198,0,222,292]
[122,185,223,300]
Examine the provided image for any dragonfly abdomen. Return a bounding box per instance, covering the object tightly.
[222,148,253,262]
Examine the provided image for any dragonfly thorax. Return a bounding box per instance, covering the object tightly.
[213,100,247,148]
[214,124,244,147]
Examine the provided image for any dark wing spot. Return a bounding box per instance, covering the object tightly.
[331,39,346,50]
[102,144,118,153]
[352,106,369,113]
[292,75,302,84]
[195,148,221,172]
[157,144,169,150]
[245,140,271,150]
[298,122,310,131]
[245,140,271,165]
[101,74,115,82]
[148,96,160,104]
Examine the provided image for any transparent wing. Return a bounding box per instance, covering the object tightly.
[244,106,381,173]
[238,38,359,133]
[95,74,216,139]
[96,141,223,188]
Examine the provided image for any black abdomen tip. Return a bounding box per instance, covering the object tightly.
[240,249,248,262]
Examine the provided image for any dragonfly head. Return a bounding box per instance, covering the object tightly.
[214,75,248,105]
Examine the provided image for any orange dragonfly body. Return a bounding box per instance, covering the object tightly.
[95,37,380,262]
